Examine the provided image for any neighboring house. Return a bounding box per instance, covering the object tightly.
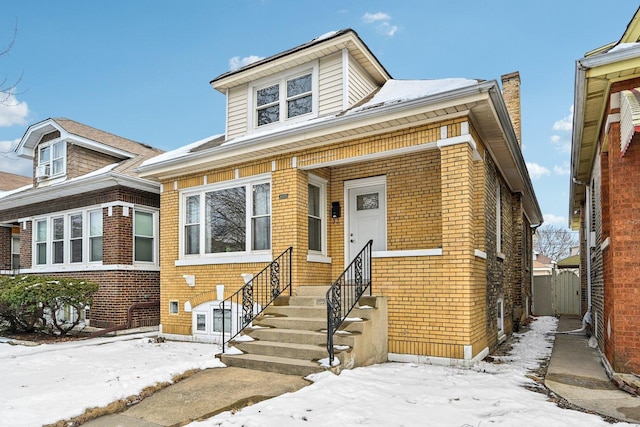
[138,29,542,366]
[0,172,32,272]
[569,7,640,374]
[0,171,31,195]
[0,118,163,330]
[533,252,555,277]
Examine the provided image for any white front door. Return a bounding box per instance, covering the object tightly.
[345,177,386,264]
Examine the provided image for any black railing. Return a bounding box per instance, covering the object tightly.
[220,246,293,353]
[326,240,373,365]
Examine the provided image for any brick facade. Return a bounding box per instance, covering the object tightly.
[158,118,531,360]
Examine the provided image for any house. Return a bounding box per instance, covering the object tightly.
[569,7,640,374]
[138,29,542,369]
[0,171,31,195]
[0,118,163,330]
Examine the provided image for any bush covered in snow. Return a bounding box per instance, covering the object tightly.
[0,275,98,335]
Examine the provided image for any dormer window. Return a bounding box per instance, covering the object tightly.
[37,140,66,179]
[250,63,318,129]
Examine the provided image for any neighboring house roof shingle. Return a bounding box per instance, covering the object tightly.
[0,172,31,191]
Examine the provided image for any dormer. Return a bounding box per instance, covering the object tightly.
[210,29,391,141]
[14,118,138,187]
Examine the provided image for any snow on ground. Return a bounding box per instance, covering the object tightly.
[1,317,638,427]
[0,333,224,427]
[191,317,639,427]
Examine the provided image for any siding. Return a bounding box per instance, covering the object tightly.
[318,53,343,116]
[226,84,248,140]
[348,55,378,107]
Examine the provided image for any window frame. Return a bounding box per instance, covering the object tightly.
[248,62,319,131]
[133,209,157,264]
[179,174,272,264]
[169,300,179,315]
[11,234,20,270]
[307,174,328,260]
[496,178,504,258]
[38,139,66,179]
[497,297,505,337]
[32,208,104,268]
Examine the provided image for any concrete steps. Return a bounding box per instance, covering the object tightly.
[220,285,387,376]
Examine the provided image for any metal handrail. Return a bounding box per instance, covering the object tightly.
[220,246,293,353]
[326,240,373,365]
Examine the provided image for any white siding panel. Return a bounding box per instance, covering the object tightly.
[348,58,378,107]
[318,53,343,116]
[227,84,248,140]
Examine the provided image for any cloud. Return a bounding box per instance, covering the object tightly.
[554,162,570,176]
[0,93,29,127]
[228,55,264,71]
[526,162,551,180]
[552,105,573,132]
[549,134,571,153]
[362,12,398,36]
[543,213,567,226]
[0,138,32,176]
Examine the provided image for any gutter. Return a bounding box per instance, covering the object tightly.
[138,81,497,176]
[0,172,160,212]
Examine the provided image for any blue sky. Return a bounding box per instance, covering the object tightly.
[0,1,637,229]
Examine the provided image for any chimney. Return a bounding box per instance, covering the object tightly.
[501,71,521,146]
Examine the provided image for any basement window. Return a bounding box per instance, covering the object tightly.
[497,298,504,337]
[169,300,179,314]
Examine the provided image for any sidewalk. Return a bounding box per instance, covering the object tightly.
[82,367,310,427]
[546,315,640,424]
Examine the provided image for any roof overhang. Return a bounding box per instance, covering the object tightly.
[15,118,135,160]
[210,30,391,92]
[139,80,543,226]
[0,172,160,216]
[569,44,640,228]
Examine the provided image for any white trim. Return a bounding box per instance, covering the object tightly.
[601,236,610,251]
[9,264,160,274]
[372,249,442,258]
[474,249,487,259]
[101,201,134,209]
[175,252,272,266]
[497,252,506,260]
[342,48,349,111]
[605,112,621,135]
[440,125,447,139]
[308,173,328,258]
[388,347,489,367]
[307,253,332,263]
[299,142,438,170]
[180,172,271,194]
[437,133,482,161]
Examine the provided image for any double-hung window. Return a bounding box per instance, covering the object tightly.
[134,210,156,262]
[182,177,271,259]
[38,140,66,178]
[307,175,327,256]
[11,235,20,270]
[252,64,317,129]
[33,209,104,267]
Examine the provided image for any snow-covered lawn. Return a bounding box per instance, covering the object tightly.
[1,317,637,427]
[0,333,224,427]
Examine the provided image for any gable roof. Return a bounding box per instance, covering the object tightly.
[0,119,163,214]
[210,29,391,92]
[569,7,640,228]
[0,171,31,191]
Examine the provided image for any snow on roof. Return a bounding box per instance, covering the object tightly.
[0,184,33,199]
[350,78,479,114]
[609,42,640,53]
[312,30,339,42]
[141,134,225,167]
[140,78,480,167]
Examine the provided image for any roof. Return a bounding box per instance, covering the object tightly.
[569,7,640,228]
[0,171,31,191]
[210,29,391,92]
[0,119,163,215]
[557,254,580,268]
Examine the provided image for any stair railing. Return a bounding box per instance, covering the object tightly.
[326,240,373,365]
[221,246,293,353]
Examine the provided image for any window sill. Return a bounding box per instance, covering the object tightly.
[9,264,160,273]
[497,252,506,261]
[176,252,272,266]
[307,253,332,264]
[372,248,442,258]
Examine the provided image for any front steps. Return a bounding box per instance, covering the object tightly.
[220,285,387,377]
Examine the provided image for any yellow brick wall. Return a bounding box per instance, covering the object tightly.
[158,117,493,359]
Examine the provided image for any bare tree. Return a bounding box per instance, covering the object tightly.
[533,224,578,261]
[1,20,23,106]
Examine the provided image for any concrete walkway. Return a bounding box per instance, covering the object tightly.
[83,367,310,427]
[546,315,640,424]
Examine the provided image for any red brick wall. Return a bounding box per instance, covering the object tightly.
[0,226,11,270]
[103,206,134,265]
